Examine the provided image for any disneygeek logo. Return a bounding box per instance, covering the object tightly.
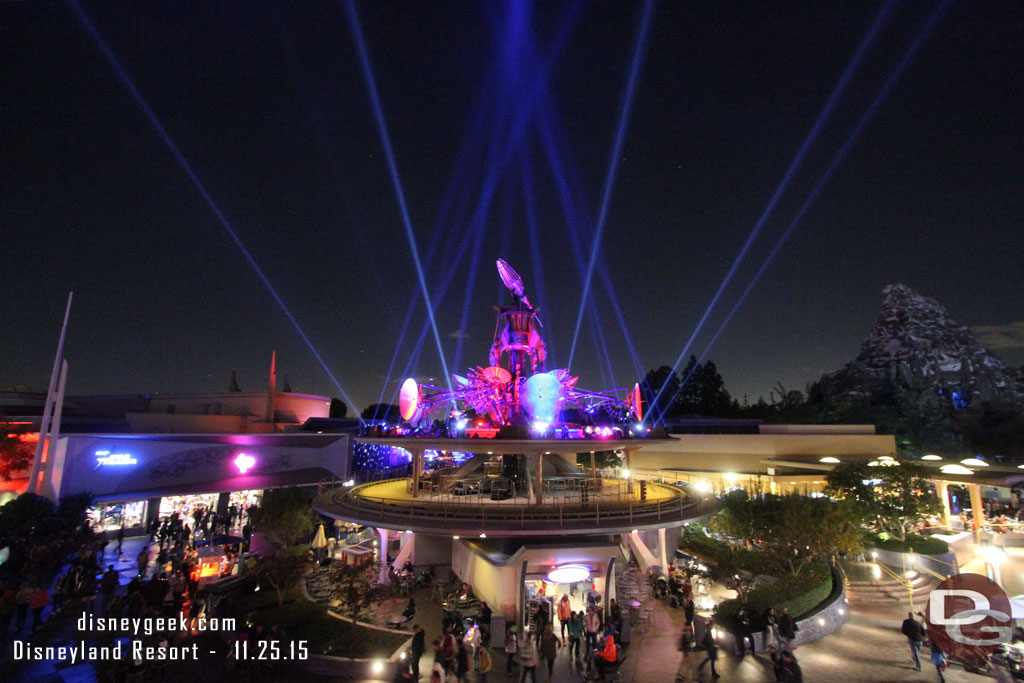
[926,573,1011,659]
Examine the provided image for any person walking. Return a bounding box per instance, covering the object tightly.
[475,641,493,682]
[136,546,150,578]
[557,594,572,640]
[684,597,695,629]
[505,625,518,675]
[763,607,781,650]
[519,635,539,683]
[455,638,471,683]
[734,607,755,656]
[100,565,119,613]
[115,524,125,558]
[698,619,720,679]
[441,632,456,674]
[778,649,803,682]
[769,645,783,682]
[901,610,926,671]
[676,624,696,682]
[608,599,622,637]
[539,623,561,682]
[777,607,798,647]
[567,611,583,665]
[410,624,425,680]
[931,642,948,683]
[584,606,601,656]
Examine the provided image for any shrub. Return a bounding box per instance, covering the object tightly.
[714,560,832,632]
[238,589,407,658]
[864,532,949,555]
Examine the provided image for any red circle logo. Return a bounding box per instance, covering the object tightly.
[926,573,1011,659]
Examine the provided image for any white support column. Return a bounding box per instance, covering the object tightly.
[535,452,545,505]
[657,527,668,569]
[969,483,986,543]
[411,449,423,498]
[934,480,952,530]
[393,530,415,569]
[377,527,390,581]
[40,360,68,501]
[28,293,72,499]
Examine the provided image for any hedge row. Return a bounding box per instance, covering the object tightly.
[238,589,408,659]
[864,532,949,555]
[713,560,833,631]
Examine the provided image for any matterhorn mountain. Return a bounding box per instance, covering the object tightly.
[810,284,1024,445]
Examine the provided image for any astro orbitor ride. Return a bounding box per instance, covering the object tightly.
[399,259,643,436]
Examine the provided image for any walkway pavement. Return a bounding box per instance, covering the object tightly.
[401,560,998,683]
[6,543,1008,682]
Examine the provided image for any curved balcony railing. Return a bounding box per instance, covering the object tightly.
[313,478,719,535]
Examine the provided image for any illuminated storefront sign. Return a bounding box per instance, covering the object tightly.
[95,450,137,466]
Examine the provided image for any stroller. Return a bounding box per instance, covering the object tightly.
[585,654,628,682]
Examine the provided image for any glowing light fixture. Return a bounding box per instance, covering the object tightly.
[819,457,840,464]
[479,533,487,538]
[547,564,591,584]
[960,458,988,467]
[234,452,255,474]
[940,464,974,475]
[983,546,1007,564]
[921,454,942,461]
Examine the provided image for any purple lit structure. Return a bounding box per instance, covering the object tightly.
[399,260,643,436]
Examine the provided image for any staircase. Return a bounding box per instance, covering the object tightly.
[845,563,935,607]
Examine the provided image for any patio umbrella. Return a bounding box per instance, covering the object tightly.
[312,524,327,549]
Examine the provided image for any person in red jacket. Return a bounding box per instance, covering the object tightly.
[595,634,618,677]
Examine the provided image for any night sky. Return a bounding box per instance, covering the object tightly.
[3,1,1023,414]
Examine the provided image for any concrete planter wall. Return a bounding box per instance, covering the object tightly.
[790,565,850,648]
[866,546,959,578]
[292,568,414,677]
[712,565,849,654]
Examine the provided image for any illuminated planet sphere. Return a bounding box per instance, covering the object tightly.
[521,372,565,423]
[399,378,422,422]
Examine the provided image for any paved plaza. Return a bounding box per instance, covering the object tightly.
[404,560,1000,683]
[3,534,1013,682]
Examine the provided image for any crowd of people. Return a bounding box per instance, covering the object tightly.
[0,506,286,681]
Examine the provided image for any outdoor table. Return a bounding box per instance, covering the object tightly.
[387,615,408,628]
